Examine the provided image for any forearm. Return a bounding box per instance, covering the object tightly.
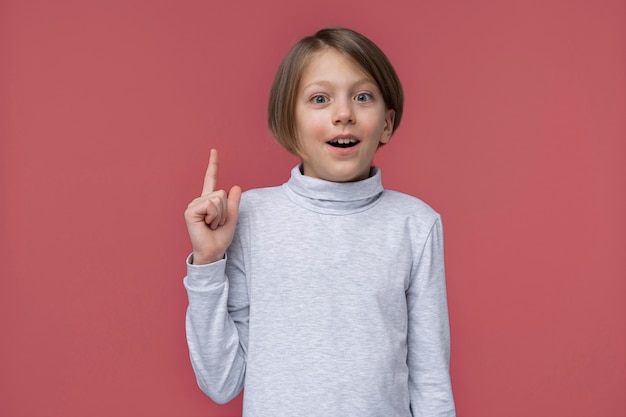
[184,255,247,404]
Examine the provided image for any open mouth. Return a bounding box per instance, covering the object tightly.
[327,138,360,148]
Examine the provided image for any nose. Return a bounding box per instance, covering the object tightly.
[333,98,355,125]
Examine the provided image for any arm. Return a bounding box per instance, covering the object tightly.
[183,149,246,403]
[407,216,456,416]
[184,232,249,404]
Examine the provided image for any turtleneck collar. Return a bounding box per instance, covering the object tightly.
[282,165,385,215]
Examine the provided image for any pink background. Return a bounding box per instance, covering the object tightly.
[1,1,624,416]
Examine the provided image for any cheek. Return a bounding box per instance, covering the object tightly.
[363,112,387,136]
[298,112,328,139]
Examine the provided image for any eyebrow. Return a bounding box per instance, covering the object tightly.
[301,78,377,91]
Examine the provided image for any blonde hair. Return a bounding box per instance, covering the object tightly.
[268,27,404,155]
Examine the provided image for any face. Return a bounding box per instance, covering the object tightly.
[294,48,395,182]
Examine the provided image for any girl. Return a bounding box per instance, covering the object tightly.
[184,27,455,417]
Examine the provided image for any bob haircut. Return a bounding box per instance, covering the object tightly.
[268,27,404,156]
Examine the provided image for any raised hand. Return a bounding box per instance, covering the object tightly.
[184,149,242,265]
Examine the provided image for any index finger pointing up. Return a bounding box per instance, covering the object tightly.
[201,149,219,196]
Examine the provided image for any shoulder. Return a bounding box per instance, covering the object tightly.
[380,189,440,221]
[241,185,284,199]
[379,190,444,250]
[238,185,285,212]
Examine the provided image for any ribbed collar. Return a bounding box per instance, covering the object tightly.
[282,165,385,215]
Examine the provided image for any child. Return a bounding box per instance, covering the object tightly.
[184,27,455,416]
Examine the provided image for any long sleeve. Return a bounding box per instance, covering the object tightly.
[407,216,456,416]
[183,230,249,404]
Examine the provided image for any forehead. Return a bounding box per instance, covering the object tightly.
[299,48,373,87]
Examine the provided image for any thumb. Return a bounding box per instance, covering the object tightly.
[227,185,242,221]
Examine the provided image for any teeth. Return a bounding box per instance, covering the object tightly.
[332,138,357,144]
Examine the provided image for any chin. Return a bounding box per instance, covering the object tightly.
[327,168,369,183]
[304,161,370,183]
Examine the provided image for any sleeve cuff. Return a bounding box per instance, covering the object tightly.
[184,253,228,291]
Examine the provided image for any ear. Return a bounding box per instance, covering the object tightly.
[379,109,395,145]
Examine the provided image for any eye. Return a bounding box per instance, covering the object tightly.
[354,93,372,102]
[311,95,328,104]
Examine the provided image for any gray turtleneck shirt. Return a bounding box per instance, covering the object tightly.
[184,166,455,417]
